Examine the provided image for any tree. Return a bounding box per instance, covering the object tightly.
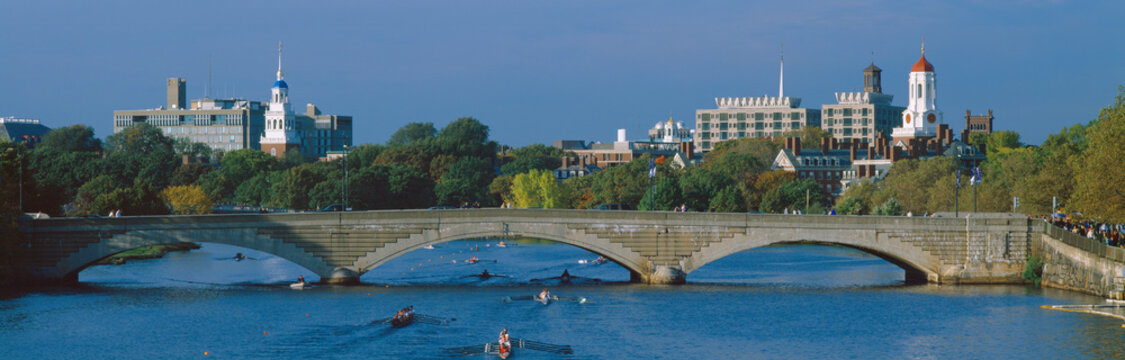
[434,157,495,206]
[103,123,179,189]
[27,125,104,215]
[1071,86,1125,222]
[588,156,650,209]
[436,117,497,158]
[345,144,384,172]
[205,149,277,201]
[74,175,121,215]
[778,126,832,149]
[835,197,865,215]
[501,144,566,175]
[233,173,275,206]
[161,185,213,215]
[510,169,564,208]
[268,164,329,210]
[387,122,437,147]
[759,179,826,213]
[489,175,515,206]
[985,131,1022,155]
[874,197,904,216]
[169,164,214,187]
[639,176,682,211]
[709,186,745,212]
[678,167,729,211]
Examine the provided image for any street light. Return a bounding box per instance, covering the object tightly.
[342,145,349,210]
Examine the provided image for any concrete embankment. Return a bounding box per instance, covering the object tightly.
[1038,230,1125,298]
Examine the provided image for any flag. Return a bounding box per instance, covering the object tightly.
[648,158,656,178]
[970,167,982,186]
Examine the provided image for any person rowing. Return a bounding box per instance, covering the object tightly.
[234,252,245,261]
[480,269,491,279]
[538,288,550,302]
[297,275,305,284]
[498,328,511,353]
[468,255,479,264]
[593,256,606,264]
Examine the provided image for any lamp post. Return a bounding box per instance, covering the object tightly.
[342,145,349,210]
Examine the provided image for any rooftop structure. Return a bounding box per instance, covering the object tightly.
[0,117,51,147]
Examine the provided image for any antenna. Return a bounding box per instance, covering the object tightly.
[778,42,784,98]
[207,53,213,99]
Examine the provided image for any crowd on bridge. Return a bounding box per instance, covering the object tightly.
[1041,215,1124,247]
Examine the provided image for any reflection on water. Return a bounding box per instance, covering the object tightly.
[1,241,1123,359]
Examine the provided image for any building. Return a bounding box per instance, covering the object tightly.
[648,116,694,143]
[821,63,905,145]
[693,58,821,153]
[554,127,691,176]
[961,109,994,142]
[113,44,352,159]
[0,117,51,147]
[891,45,943,145]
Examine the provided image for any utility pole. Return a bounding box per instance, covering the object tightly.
[954,169,960,218]
[343,145,349,210]
[18,151,23,213]
[805,188,810,213]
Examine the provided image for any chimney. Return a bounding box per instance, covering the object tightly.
[821,138,830,155]
[936,124,947,144]
[617,129,627,143]
[793,137,801,156]
[945,127,954,145]
[849,145,857,162]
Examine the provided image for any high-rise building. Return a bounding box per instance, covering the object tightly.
[821,63,905,144]
[891,44,943,145]
[693,57,821,153]
[113,43,352,159]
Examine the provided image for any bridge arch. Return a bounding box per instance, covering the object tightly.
[52,227,337,282]
[682,227,939,283]
[352,223,650,280]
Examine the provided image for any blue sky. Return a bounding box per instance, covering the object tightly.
[1,0,1122,147]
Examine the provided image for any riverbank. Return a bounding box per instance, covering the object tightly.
[97,243,200,265]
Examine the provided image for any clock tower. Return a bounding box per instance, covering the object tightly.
[892,43,942,144]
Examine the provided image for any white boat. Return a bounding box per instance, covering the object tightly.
[290,281,309,289]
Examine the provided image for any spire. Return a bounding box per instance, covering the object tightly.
[778,43,784,98]
[921,37,925,55]
[276,42,284,81]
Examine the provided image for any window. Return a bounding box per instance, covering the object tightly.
[719,123,728,130]
[843,118,852,126]
[754,123,764,130]
[701,133,710,139]
[737,113,746,121]
[754,113,764,120]
[270,148,276,156]
[862,108,869,116]
[719,113,728,121]
[737,123,746,130]
[772,112,782,120]
[701,113,711,121]
[791,122,800,129]
[773,121,782,129]
[791,112,801,119]
[843,109,852,116]
[702,141,710,149]
[701,123,711,130]
[720,133,728,140]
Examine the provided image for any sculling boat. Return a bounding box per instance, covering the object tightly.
[289,281,309,289]
[446,338,572,357]
[391,313,414,328]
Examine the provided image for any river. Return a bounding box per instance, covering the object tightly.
[2,240,1123,359]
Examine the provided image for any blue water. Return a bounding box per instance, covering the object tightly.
[1,240,1123,359]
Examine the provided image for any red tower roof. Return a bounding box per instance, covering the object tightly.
[911,54,934,72]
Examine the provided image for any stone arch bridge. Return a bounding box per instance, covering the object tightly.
[18,209,1034,285]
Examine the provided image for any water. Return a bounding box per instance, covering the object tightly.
[2,240,1124,359]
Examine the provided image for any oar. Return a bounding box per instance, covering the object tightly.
[501,295,534,303]
[443,344,488,356]
[554,296,593,304]
[367,317,392,325]
[510,338,574,354]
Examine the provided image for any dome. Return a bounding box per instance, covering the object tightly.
[272,80,289,89]
[911,55,934,72]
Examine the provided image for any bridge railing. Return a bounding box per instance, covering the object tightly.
[1040,222,1125,262]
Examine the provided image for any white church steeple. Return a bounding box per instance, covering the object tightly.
[260,42,300,158]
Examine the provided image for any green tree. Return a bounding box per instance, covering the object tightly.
[103,123,179,189]
[268,164,329,210]
[835,196,865,215]
[169,164,214,187]
[434,157,496,206]
[1071,87,1125,222]
[233,173,276,206]
[436,117,497,158]
[678,167,729,211]
[709,186,745,212]
[501,144,566,175]
[74,175,121,215]
[345,144,384,172]
[874,197,904,216]
[588,156,650,209]
[759,179,826,213]
[639,176,682,211]
[27,125,104,215]
[387,122,437,147]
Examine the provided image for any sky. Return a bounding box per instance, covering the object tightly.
[2,0,1123,147]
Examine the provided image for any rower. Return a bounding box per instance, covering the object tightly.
[538,288,550,301]
[480,269,490,278]
[297,275,305,284]
[234,252,245,261]
[498,328,510,350]
[469,255,479,263]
